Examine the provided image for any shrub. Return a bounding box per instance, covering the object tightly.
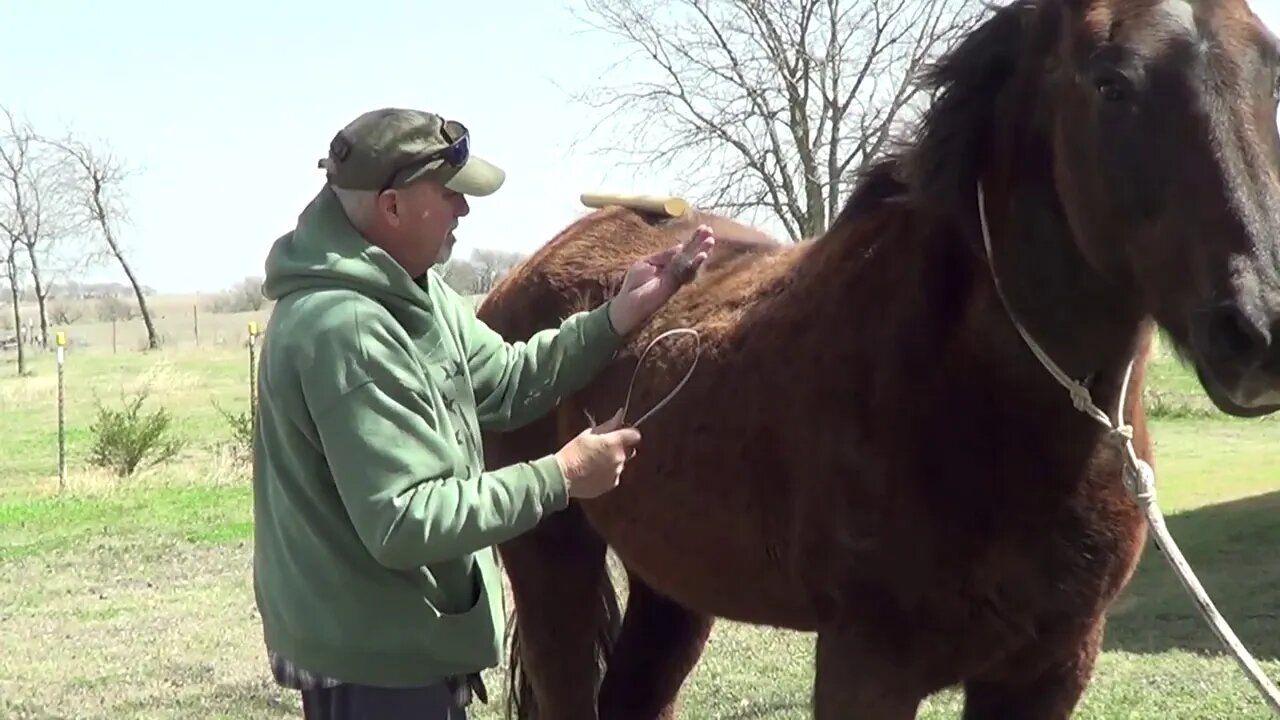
[1143,387,1217,420]
[212,399,253,461]
[97,295,135,321]
[49,303,83,324]
[87,388,185,477]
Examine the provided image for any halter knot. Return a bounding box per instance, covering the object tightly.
[1067,383,1093,412]
[1123,457,1156,505]
[1107,423,1134,443]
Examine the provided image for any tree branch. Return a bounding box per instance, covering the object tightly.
[564,0,978,240]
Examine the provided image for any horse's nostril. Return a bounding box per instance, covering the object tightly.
[1202,304,1270,370]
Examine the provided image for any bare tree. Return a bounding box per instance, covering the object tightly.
[207,276,267,313]
[53,136,160,350]
[567,0,983,240]
[441,256,481,295]
[468,248,525,293]
[3,234,27,374]
[0,106,83,348]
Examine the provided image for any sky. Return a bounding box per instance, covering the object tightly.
[2,0,1280,295]
[0,0,695,294]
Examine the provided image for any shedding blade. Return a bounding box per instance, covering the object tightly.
[580,191,690,218]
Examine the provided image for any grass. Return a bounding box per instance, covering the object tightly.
[2,334,1280,718]
[0,345,254,498]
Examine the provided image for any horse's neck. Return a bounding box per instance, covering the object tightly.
[803,183,1147,424]
[979,183,1145,382]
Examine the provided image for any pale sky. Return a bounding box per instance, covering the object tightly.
[2,0,1280,294]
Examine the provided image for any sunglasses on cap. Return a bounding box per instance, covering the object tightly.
[380,120,470,192]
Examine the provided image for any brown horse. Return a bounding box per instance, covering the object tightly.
[476,0,1280,717]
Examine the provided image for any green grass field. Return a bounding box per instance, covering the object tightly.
[2,332,1280,718]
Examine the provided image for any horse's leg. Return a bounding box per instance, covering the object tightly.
[812,623,924,720]
[959,620,1102,720]
[596,570,714,720]
[500,500,621,720]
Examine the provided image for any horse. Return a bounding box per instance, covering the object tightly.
[475,0,1280,716]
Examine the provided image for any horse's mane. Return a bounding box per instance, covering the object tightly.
[833,0,1061,237]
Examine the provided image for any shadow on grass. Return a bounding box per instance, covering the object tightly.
[1103,489,1280,660]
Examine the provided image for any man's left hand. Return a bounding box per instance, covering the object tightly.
[609,225,715,336]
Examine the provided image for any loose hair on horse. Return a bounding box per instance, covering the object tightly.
[477,0,1280,717]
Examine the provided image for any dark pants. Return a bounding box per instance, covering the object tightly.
[300,680,468,719]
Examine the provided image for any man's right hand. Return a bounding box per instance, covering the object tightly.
[554,409,642,499]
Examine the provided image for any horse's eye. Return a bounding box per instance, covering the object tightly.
[1095,73,1126,102]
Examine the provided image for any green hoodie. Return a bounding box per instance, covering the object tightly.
[252,185,622,687]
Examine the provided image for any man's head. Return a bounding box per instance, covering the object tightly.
[319,108,504,276]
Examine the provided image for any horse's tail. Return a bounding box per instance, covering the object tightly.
[503,607,534,720]
[503,549,624,720]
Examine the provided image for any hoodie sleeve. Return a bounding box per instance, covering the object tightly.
[446,283,625,432]
[304,303,572,569]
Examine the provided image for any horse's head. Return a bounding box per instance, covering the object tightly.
[1048,0,1280,417]
[911,0,1280,417]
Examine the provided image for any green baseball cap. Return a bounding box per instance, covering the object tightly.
[317,108,505,196]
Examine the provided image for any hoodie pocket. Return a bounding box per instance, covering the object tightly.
[420,552,504,671]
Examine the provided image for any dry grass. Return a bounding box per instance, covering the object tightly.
[0,534,300,719]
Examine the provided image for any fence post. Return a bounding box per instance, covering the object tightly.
[248,321,259,429]
[56,331,66,492]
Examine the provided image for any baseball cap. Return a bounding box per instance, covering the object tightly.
[317,108,505,196]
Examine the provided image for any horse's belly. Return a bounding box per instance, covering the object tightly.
[579,475,819,630]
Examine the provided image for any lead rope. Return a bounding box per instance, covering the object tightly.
[976,180,1280,714]
[584,327,702,430]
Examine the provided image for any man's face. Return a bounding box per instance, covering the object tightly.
[381,180,469,276]
[435,230,458,265]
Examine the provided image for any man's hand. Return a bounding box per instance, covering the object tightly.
[608,225,715,336]
[554,409,642,499]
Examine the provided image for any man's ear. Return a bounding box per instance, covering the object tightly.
[376,189,401,226]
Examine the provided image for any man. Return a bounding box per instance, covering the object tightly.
[251,106,713,719]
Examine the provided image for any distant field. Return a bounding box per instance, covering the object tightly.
[0,290,487,356]
[2,292,273,353]
[1,319,1279,718]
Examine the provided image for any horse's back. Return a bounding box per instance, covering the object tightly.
[478,205,783,340]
